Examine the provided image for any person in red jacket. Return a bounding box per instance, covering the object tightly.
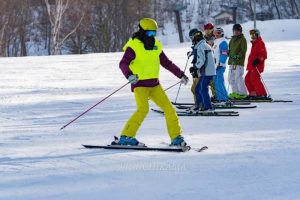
[245,29,268,99]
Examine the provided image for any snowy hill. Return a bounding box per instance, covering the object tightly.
[1,20,300,200]
[222,19,300,42]
[158,19,300,44]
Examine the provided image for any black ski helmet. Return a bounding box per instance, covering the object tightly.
[189,28,200,38]
[191,31,203,44]
[233,24,242,32]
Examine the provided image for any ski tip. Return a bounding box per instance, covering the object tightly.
[193,146,208,152]
[185,146,192,152]
[196,146,208,152]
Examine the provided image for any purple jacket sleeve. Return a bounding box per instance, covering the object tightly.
[119,47,135,78]
[160,51,184,78]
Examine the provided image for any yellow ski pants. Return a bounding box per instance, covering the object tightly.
[121,85,182,140]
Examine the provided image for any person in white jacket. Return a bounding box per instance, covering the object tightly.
[212,27,229,102]
[189,31,216,112]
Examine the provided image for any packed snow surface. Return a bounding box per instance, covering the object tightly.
[1,19,300,200]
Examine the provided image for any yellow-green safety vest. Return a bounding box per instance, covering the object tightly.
[123,38,162,80]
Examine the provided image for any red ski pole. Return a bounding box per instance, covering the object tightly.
[60,82,130,130]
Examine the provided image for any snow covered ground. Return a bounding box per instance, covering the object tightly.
[1,20,300,200]
[159,19,300,44]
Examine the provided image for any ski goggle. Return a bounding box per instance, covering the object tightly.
[214,31,222,35]
[145,30,157,37]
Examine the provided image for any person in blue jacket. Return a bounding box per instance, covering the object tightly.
[189,30,216,112]
[212,27,229,102]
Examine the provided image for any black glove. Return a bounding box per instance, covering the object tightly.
[252,58,260,67]
[189,66,196,73]
[187,51,193,58]
[189,66,198,78]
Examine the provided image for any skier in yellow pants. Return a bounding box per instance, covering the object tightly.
[118,18,189,146]
[122,85,181,139]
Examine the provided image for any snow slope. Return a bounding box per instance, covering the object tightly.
[158,19,300,44]
[1,20,300,200]
[222,19,300,42]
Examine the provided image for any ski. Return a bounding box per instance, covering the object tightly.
[193,146,208,152]
[229,99,293,103]
[152,108,238,114]
[176,104,257,110]
[177,111,239,117]
[160,142,208,152]
[151,108,239,116]
[82,144,191,152]
[82,136,207,153]
[213,101,251,106]
[172,101,251,106]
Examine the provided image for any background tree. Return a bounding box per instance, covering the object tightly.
[44,0,84,55]
[0,0,299,57]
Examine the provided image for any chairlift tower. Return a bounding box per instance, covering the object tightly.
[173,2,186,43]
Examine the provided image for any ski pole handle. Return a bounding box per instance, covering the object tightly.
[60,82,130,130]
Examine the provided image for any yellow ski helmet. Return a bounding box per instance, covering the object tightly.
[139,18,158,31]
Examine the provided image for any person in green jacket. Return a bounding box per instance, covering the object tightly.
[228,24,248,99]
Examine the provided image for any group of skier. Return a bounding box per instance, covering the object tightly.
[187,22,268,113]
[116,18,268,147]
